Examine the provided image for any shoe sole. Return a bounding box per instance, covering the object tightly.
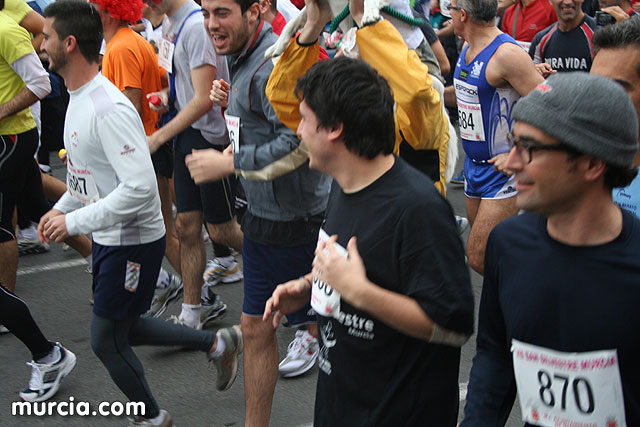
[18,245,49,256]
[22,349,77,402]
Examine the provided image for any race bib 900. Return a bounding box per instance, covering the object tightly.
[311,229,347,318]
[511,339,626,427]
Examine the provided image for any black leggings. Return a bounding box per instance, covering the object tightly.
[90,314,215,419]
[0,128,51,242]
[0,284,53,360]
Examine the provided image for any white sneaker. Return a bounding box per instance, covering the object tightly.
[129,409,173,426]
[203,257,243,286]
[17,228,49,255]
[0,325,9,334]
[278,330,319,378]
[19,343,76,402]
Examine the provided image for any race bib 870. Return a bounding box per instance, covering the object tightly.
[511,339,626,427]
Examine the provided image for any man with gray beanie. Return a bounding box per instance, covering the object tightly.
[461,72,640,426]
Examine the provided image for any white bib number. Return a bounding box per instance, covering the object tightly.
[157,39,175,73]
[67,162,99,204]
[453,79,486,141]
[311,229,347,318]
[512,339,626,427]
[225,113,240,154]
[457,100,485,142]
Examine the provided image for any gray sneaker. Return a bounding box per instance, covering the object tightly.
[129,409,173,426]
[200,291,227,329]
[208,325,243,391]
[144,275,183,318]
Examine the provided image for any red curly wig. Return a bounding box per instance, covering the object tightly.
[93,0,145,23]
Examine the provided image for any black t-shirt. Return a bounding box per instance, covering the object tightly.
[529,15,596,72]
[313,156,474,427]
[462,211,640,425]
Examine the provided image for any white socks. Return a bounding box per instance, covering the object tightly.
[179,303,201,327]
[156,267,170,289]
[209,331,226,358]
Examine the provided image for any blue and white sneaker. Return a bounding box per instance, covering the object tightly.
[20,343,76,402]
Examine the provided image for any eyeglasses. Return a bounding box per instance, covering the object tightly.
[506,132,577,164]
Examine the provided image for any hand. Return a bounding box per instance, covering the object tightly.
[146,91,169,113]
[263,277,312,328]
[185,148,234,184]
[601,6,630,22]
[299,0,333,43]
[534,63,556,78]
[488,152,513,176]
[210,79,229,108]
[37,209,63,243]
[312,235,371,307]
[39,209,68,243]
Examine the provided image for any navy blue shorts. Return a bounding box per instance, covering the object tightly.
[173,127,236,224]
[92,237,165,320]
[242,236,315,326]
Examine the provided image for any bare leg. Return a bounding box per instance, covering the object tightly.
[466,197,518,274]
[0,240,18,291]
[205,220,243,254]
[157,174,181,274]
[63,234,92,258]
[175,211,205,305]
[41,173,67,201]
[242,314,278,427]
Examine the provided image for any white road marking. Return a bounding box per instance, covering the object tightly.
[17,259,88,276]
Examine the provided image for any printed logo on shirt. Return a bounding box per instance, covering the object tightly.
[71,131,79,147]
[120,144,136,155]
[459,68,469,82]
[471,60,484,78]
[544,57,588,71]
[318,321,336,375]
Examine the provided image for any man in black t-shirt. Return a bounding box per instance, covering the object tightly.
[461,73,640,426]
[263,3,474,425]
[529,0,596,76]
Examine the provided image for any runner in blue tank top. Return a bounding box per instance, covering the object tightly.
[450,0,542,274]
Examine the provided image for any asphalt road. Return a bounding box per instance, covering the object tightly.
[0,155,524,426]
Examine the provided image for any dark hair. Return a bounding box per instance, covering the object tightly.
[0,0,5,11]
[294,56,395,159]
[235,0,259,14]
[43,0,103,64]
[593,16,640,77]
[605,163,638,189]
[457,0,498,23]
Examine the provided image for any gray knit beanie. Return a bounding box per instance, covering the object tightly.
[512,73,639,168]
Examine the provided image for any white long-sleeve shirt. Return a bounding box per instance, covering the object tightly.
[54,73,165,246]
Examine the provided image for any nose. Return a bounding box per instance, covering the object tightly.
[503,146,523,173]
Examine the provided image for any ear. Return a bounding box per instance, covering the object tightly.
[582,156,607,182]
[327,123,344,144]
[246,1,261,23]
[63,35,77,55]
[258,0,270,15]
